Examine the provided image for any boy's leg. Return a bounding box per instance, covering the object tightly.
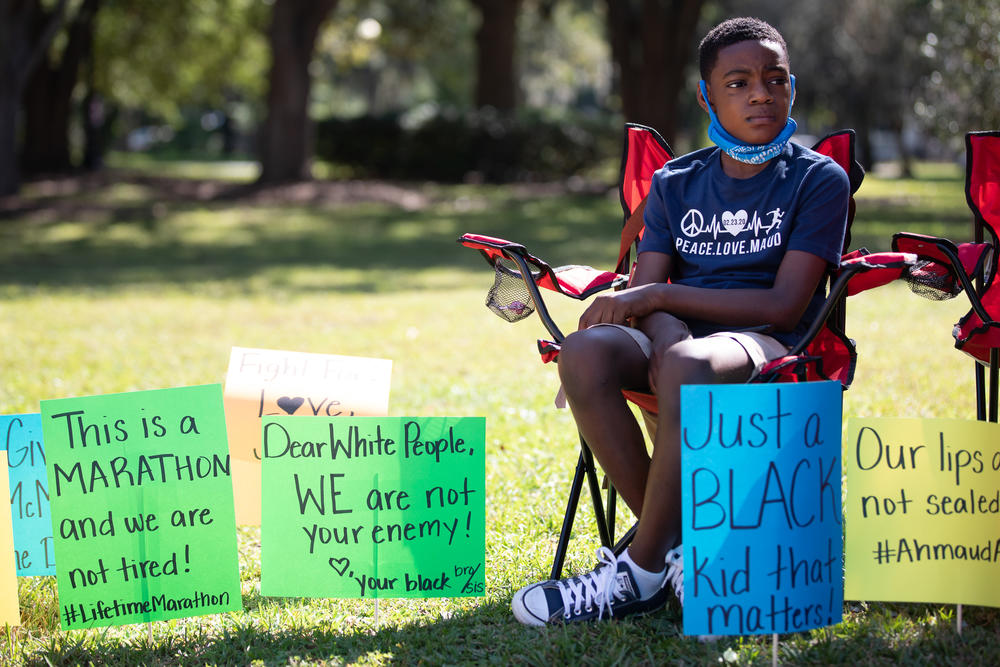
[557,325,652,514]
[513,330,771,626]
[626,335,756,572]
[512,326,668,626]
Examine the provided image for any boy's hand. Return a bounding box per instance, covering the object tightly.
[578,283,662,330]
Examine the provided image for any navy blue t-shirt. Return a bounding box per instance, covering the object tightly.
[636,141,849,346]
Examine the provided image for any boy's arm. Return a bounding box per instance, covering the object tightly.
[578,249,827,333]
[576,250,673,332]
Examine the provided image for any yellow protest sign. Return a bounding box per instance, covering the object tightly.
[844,417,1000,607]
[223,347,392,524]
[0,451,22,625]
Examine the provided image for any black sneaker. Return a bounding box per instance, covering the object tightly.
[511,547,669,626]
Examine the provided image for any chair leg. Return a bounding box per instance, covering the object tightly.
[606,485,617,544]
[613,523,638,556]
[550,449,587,580]
[976,361,987,421]
[581,441,613,549]
[604,479,641,559]
[990,349,999,423]
[549,437,614,581]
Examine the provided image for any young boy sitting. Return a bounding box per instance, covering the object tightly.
[511,16,849,626]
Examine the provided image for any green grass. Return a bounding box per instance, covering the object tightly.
[1,160,998,665]
[105,151,261,182]
[852,161,972,252]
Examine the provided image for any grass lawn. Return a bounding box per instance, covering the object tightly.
[0,157,998,665]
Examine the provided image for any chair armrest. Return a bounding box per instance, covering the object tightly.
[891,232,994,322]
[459,234,625,299]
[459,233,627,343]
[786,251,917,357]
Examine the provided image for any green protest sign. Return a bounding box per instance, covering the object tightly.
[260,416,486,599]
[41,385,241,629]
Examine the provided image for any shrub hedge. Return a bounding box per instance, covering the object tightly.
[314,108,619,182]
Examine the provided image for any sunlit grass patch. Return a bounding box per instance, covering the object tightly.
[0,159,996,665]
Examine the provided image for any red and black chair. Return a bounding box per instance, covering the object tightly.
[892,131,1000,422]
[461,125,916,578]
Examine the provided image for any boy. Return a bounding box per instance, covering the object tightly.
[511,17,848,626]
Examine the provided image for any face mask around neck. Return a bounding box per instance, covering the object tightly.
[699,75,797,165]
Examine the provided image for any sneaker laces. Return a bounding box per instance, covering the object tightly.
[555,546,623,621]
[664,546,684,605]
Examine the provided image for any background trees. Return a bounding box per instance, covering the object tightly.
[470,0,523,111]
[19,0,100,176]
[0,0,68,196]
[914,0,1000,149]
[1,0,997,195]
[257,0,339,183]
[605,0,704,143]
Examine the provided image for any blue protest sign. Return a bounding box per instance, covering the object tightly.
[680,381,843,636]
[1,414,55,576]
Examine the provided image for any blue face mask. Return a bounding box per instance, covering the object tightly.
[699,75,797,165]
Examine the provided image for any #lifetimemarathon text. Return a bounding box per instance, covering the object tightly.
[61,590,231,625]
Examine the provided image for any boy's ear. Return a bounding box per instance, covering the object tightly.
[697,84,711,112]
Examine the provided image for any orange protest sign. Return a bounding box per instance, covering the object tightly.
[223,347,392,524]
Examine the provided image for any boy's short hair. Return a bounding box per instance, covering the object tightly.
[698,17,788,81]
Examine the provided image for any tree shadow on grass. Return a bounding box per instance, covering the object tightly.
[18,596,710,666]
[3,171,976,293]
[19,597,1000,666]
[19,598,507,666]
[0,173,621,293]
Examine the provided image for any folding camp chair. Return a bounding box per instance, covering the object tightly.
[891,130,1000,422]
[461,125,916,579]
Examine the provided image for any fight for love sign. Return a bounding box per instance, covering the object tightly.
[845,417,1000,608]
[680,381,843,637]
[260,416,486,600]
[223,347,392,525]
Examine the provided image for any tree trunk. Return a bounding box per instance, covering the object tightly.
[471,0,522,111]
[605,0,705,144]
[856,117,874,173]
[81,30,108,173]
[257,0,338,184]
[20,72,75,174]
[893,122,913,179]
[82,83,114,171]
[20,0,100,176]
[0,0,69,195]
[0,83,19,196]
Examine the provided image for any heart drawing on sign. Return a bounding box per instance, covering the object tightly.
[328,557,350,576]
[720,210,748,237]
[276,396,305,414]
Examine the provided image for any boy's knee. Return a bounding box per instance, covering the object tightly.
[558,327,645,390]
[650,345,716,398]
[557,329,592,366]
[558,329,612,382]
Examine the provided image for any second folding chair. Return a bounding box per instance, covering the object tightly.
[892,130,1000,422]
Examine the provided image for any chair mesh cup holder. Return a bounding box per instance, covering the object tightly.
[486,257,538,322]
[900,243,996,302]
[903,259,963,301]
